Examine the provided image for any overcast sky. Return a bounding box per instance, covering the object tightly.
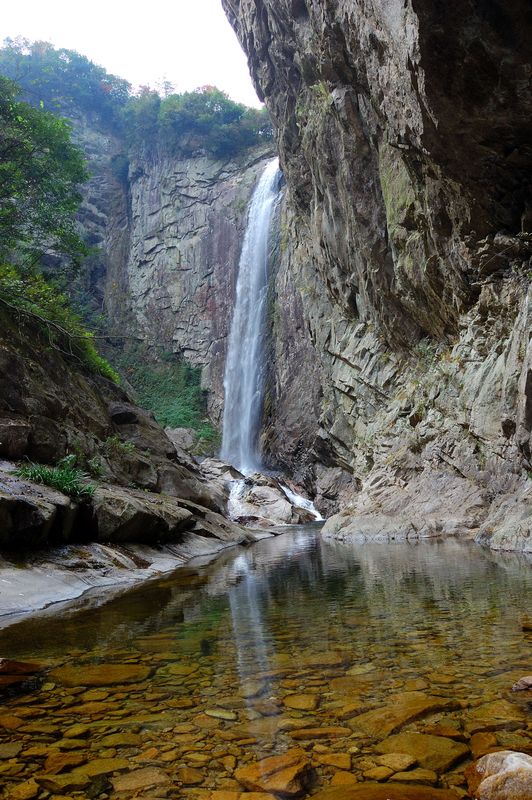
[0,0,261,107]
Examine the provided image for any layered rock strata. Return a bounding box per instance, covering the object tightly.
[223,0,532,549]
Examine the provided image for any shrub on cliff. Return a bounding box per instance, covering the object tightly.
[0,76,118,382]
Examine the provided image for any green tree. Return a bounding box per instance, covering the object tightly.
[0,75,88,267]
[0,37,131,128]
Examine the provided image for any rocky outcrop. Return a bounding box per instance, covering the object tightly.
[223,0,532,549]
[0,308,258,552]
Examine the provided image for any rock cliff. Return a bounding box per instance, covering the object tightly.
[72,112,274,421]
[222,0,532,550]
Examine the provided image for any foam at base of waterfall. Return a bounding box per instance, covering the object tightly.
[280,484,323,521]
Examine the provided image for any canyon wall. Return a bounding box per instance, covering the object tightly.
[72,113,274,421]
[222,0,532,548]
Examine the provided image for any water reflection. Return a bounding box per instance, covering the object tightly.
[0,528,530,797]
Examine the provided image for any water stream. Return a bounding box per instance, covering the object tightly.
[0,530,530,797]
[221,158,282,474]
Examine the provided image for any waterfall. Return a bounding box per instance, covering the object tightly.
[221,158,282,474]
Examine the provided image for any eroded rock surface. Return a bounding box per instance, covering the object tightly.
[222,0,532,549]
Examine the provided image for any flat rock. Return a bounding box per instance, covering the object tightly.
[463,700,526,734]
[393,768,438,784]
[235,747,313,795]
[466,750,532,799]
[376,753,418,771]
[5,778,40,799]
[314,753,351,769]
[291,727,352,740]
[376,733,469,773]
[112,767,171,792]
[176,766,203,785]
[350,692,457,738]
[284,694,319,711]
[43,751,86,774]
[205,708,238,721]
[50,663,151,686]
[309,784,461,799]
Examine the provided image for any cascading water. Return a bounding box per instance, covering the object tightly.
[221,158,282,475]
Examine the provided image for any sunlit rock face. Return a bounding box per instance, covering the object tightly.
[222,0,532,547]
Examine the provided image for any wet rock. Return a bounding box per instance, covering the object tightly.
[511,676,532,692]
[43,751,86,774]
[235,747,313,795]
[330,772,358,786]
[363,766,394,781]
[309,785,462,799]
[35,772,91,793]
[0,743,23,759]
[376,733,469,773]
[393,768,438,784]
[50,662,152,686]
[350,692,458,738]
[464,700,526,734]
[205,708,238,721]
[465,750,532,799]
[470,732,500,759]
[0,659,40,693]
[291,727,352,740]
[314,753,351,770]
[284,694,320,711]
[112,766,171,792]
[5,778,40,799]
[376,753,417,772]
[176,766,204,785]
[99,732,142,747]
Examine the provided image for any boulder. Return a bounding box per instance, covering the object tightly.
[465,750,532,799]
[91,484,193,542]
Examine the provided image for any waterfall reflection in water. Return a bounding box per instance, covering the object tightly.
[0,530,530,797]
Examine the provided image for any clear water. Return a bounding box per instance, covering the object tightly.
[0,529,530,798]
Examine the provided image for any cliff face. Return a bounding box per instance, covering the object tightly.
[72,113,274,421]
[223,0,532,549]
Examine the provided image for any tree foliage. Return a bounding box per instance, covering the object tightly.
[0,75,87,267]
[0,38,130,127]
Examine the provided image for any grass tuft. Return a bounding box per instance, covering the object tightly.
[16,455,95,499]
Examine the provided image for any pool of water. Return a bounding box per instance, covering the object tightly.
[0,527,530,798]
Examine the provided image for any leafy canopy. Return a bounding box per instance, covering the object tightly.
[0,37,130,127]
[0,75,88,267]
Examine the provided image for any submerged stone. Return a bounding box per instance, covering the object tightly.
[310,784,461,799]
[466,750,532,799]
[50,663,152,686]
[112,766,171,792]
[349,692,458,738]
[235,747,313,795]
[376,733,469,773]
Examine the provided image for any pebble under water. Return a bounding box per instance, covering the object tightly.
[0,527,530,799]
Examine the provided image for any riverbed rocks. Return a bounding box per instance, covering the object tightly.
[235,748,313,795]
[466,750,532,799]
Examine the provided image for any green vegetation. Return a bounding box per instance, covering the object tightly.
[0,39,273,159]
[0,38,130,128]
[0,74,87,267]
[102,435,135,456]
[0,73,118,381]
[0,264,119,382]
[113,348,219,452]
[17,455,95,499]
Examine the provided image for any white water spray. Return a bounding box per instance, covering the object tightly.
[221,158,282,474]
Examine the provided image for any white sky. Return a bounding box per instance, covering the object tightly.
[0,0,262,107]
